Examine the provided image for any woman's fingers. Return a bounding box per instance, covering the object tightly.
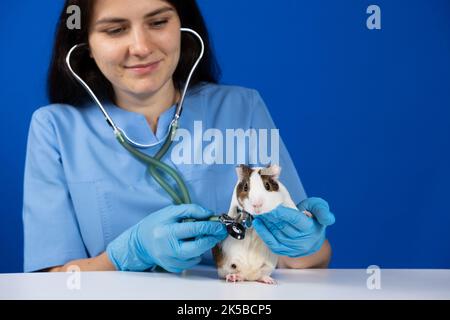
[262,206,314,232]
[253,218,291,255]
[172,221,227,240]
[298,198,335,226]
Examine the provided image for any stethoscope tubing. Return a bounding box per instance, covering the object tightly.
[65,28,252,239]
[65,28,204,205]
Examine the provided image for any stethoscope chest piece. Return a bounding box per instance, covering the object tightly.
[227,223,246,240]
[219,209,254,240]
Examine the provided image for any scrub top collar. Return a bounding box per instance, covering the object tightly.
[103,101,177,148]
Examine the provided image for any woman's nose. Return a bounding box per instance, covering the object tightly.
[129,28,153,57]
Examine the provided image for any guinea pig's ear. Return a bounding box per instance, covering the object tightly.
[236,164,252,180]
[261,164,281,180]
[236,165,243,179]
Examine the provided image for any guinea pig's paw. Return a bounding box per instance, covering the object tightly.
[225,273,245,283]
[257,275,277,285]
[303,210,313,218]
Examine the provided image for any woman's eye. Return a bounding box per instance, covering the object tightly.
[150,19,168,28]
[105,27,126,35]
[265,182,271,191]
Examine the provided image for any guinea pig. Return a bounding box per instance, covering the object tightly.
[212,164,312,284]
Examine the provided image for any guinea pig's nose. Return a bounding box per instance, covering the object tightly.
[252,200,264,210]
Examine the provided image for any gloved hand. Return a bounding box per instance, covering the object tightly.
[252,197,335,258]
[106,204,227,272]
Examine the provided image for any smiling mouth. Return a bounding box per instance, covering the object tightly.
[124,60,162,74]
[125,61,160,68]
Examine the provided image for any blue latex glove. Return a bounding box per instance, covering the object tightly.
[106,204,227,272]
[252,197,335,258]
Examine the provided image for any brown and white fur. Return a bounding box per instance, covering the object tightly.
[212,164,311,284]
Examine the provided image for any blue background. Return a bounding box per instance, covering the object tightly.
[1,0,449,273]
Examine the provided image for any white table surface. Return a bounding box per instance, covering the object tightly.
[0,266,449,300]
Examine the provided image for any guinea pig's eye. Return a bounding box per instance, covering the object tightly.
[243,183,248,192]
[231,264,237,269]
[264,182,271,191]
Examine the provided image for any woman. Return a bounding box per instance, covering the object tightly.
[23,0,335,273]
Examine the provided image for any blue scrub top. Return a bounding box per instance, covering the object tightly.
[23,83,307,272]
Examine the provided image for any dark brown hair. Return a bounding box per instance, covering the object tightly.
[47,0,221,106]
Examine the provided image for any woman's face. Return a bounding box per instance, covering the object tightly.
[88,0,181,100]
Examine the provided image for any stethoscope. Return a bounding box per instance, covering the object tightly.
[65,28,253,240]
